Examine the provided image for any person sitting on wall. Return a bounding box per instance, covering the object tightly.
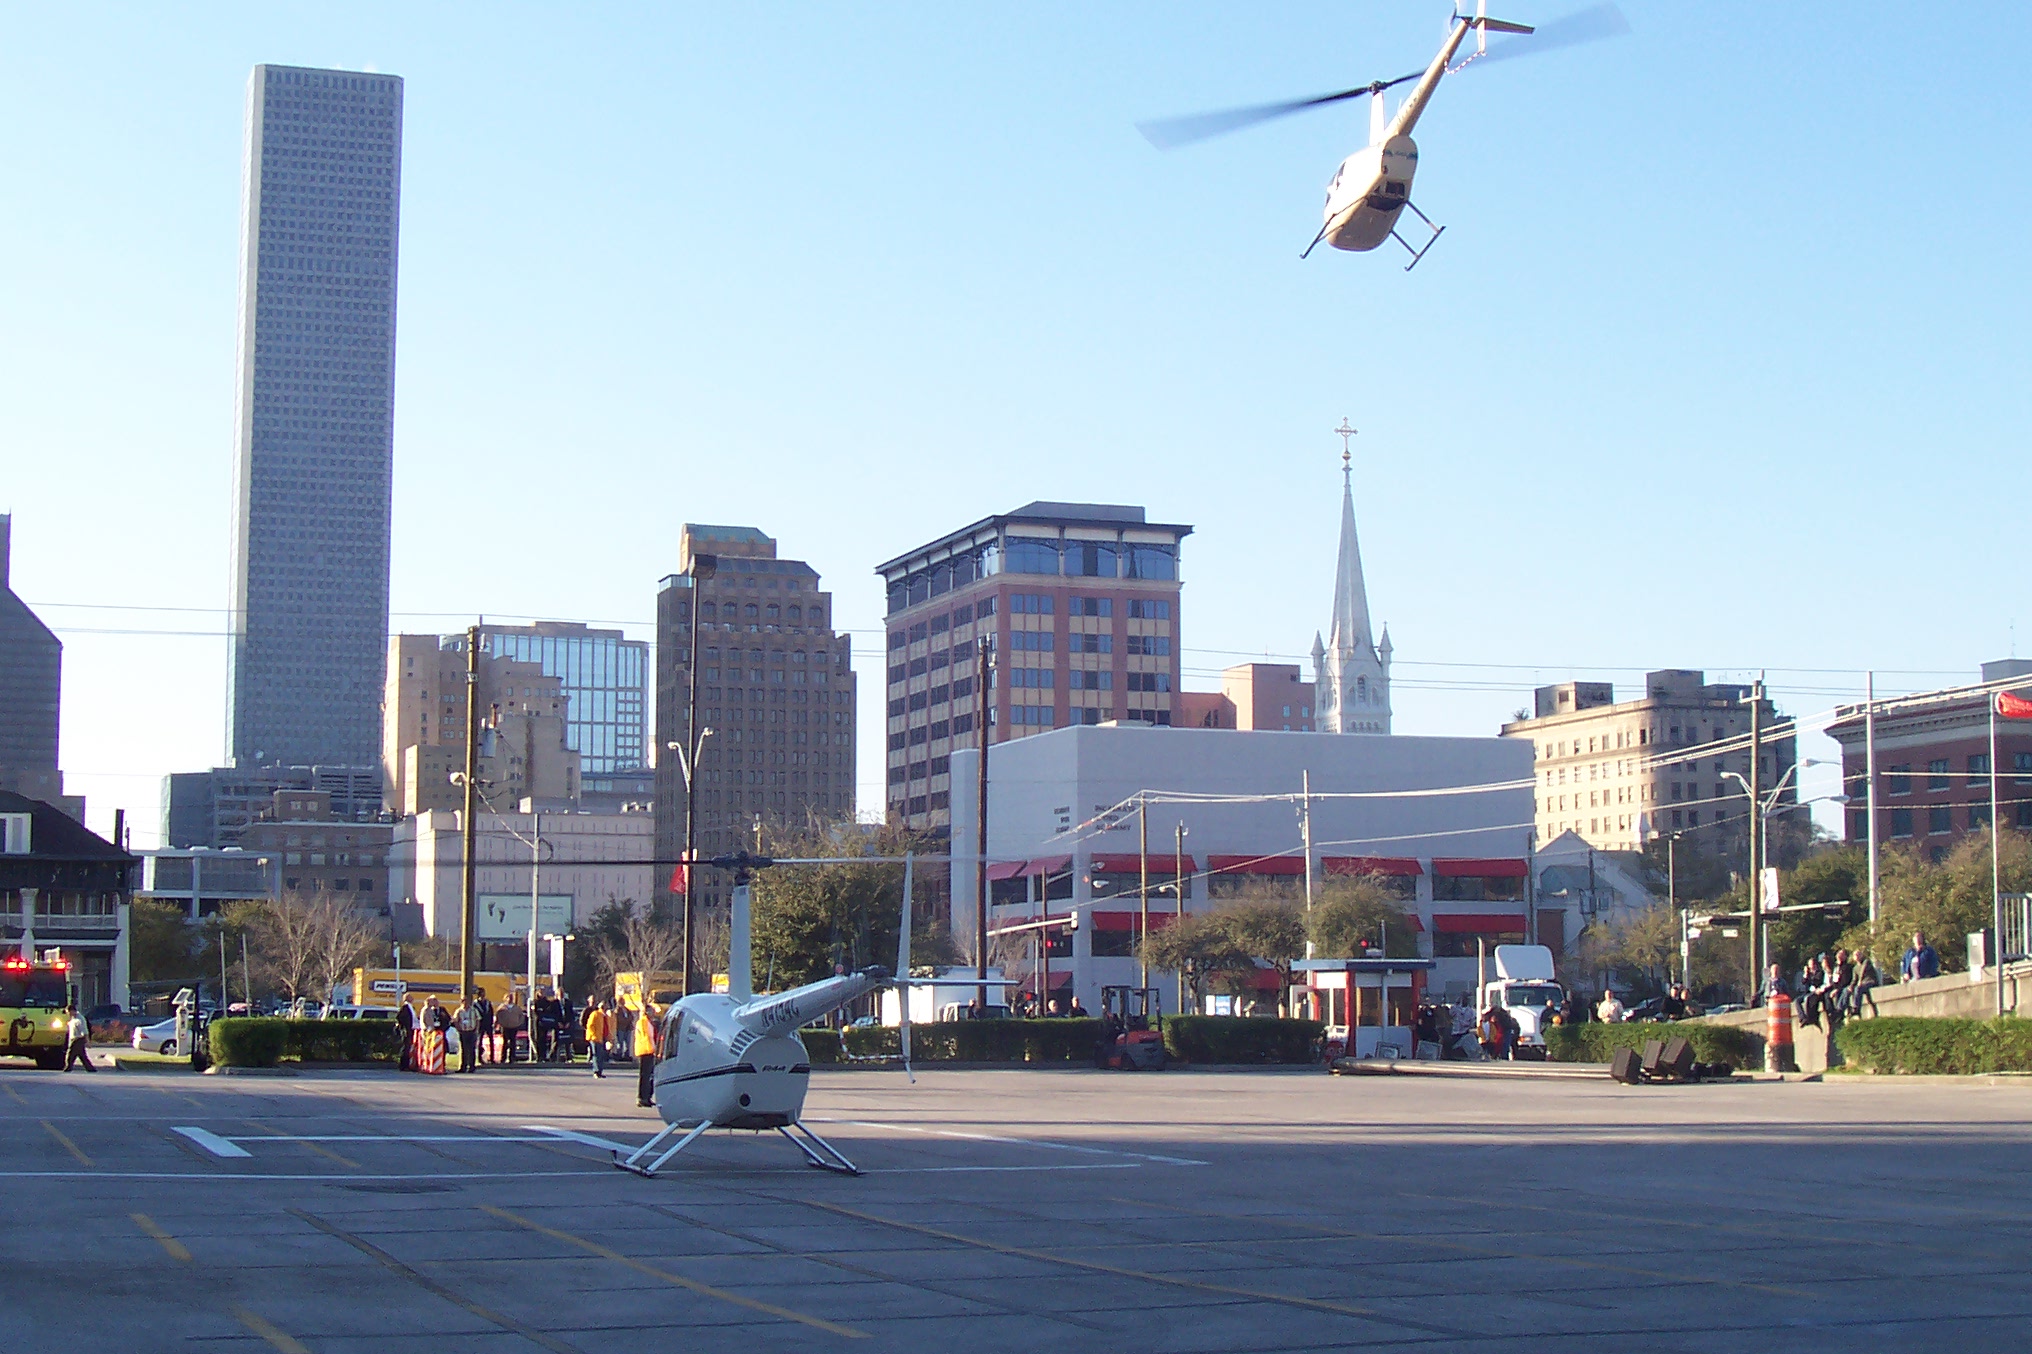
[1901,930,1940,982]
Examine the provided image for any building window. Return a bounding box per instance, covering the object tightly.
[1066,542,1119,577]
[1127,599,1170,620]
[1890,808,1913,837]
[1071,597,1112,617]
[1888,765,1911,795]
[1070,633,1112,654]
[1928,806,1951,834]
[2017,751,2032,784]
[1006,540,1060,575]
[1011,593,1054,615]
[1928,759,1950,791]
[1127,544,1177,580]
[1969,804,1992,830]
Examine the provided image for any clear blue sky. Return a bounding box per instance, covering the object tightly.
[4,3,2026,846]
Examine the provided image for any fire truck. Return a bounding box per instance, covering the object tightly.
[1,954,76,1069]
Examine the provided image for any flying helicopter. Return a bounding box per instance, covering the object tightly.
[614,850,1009,1177]
[1139,3,1628,268]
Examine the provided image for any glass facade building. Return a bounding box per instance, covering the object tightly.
[469,623,649,774]
[227,65,403,768]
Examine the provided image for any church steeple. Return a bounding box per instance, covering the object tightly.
[1314,419,1392,735]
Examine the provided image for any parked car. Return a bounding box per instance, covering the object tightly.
[131,1016,181,1056]
[321,1005,395,1021]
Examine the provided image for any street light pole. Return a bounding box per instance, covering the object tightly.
[1865,670,1880,926]
[459,624,480,1012]
[682,553,717,997]
[1746,676,1763,1004]
[1175,822,1187,1014]
[1138,799,1149,990]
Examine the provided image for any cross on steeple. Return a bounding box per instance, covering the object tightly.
[1334,418,1357,482]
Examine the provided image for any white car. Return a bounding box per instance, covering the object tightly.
[131,1016,180,1056]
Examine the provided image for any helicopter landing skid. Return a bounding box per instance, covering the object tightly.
[778,1121,861,1176]
[612,1119,712,1177]
[1390,200,1444,271]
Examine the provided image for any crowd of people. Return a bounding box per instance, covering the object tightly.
[392,986,662,1102]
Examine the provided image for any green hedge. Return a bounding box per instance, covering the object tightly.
[1834,1017,2032,1074]
[1162,1016,1322,1065]
[800,1029,841,1064]
[843,1019,1104,1063]
[209,1017,289,1068]
[1544,1021,1762,1067]
[284,1019,399,1063]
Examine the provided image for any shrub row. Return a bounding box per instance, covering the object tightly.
[816,1016,1325,1066]
[1544,1020,1762,1067]
[207,1018,401,1067]
[1834,1017,2032,1074]
[1162,1016,1323,1065]
[208,1017,289,1068]
[843,1018,1104,1063]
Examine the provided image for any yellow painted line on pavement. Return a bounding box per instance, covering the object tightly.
[1108,1194,1818,1300]
[232,1306,311,1354]
[478,1204,869,1339]
[40,1119,92,1166]
[288,1209,581,1354]
[131,1213,192,1262]
[799,1199,1456,1334]
[245,1118,359,1169]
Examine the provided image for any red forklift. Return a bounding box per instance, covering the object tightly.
[1095,986,1167,1071]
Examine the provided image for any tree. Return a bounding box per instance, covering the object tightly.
[1307,876,1419,960]
[749,821,951,989]
[1140,886,1306,1013]
[1141,910,1256,1011]
[244,894,385,1001]
[1576,902,1681,999]
[588,900,684,995]
[1841,830,2032,973]
[129,898,199,986]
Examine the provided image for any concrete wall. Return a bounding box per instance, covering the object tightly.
[1703,963,2032,1072]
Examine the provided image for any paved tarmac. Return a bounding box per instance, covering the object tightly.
[3,1059,2029,1353]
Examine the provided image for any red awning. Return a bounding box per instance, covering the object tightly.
[1208,854,1305,876]
[1089,853,1190,873]
[1432,858,1529,878]
[1022,855,1073,878]
[1432,913,1528,934]
[985,861,1026,882]
[1323,856,1422,877]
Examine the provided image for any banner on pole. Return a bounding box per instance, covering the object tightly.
[1759,867,1782,914]
[1997,690,2032,721]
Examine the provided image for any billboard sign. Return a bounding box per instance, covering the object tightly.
[475,894,575,941]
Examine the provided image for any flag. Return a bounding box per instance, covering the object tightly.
[1997,690,2032,721]
[669,852,692,895]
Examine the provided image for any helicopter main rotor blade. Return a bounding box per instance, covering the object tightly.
[1137,70,1422,150]
[1472,2,1631,68]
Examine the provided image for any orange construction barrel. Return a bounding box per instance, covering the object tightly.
[1766,992,1795,1074]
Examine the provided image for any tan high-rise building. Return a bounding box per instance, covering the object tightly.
[655,526,857,912]
[1501,670,1794,854]
[382,635,581,818]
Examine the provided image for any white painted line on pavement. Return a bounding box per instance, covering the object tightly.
[807,1118,1207,1166]
[171,1126,252,1158]
[0,1170,607,1181]
[220,1134,570,1144]
[523,1125,637,1153]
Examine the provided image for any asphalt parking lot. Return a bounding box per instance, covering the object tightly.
[3,1060,2030,1353]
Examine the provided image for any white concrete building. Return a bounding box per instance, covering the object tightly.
[391,807,655,941]
[948,724,1536,1013]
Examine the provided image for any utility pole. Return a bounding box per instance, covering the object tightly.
[1668,831,1681,983]
[1991,694,2004,1017]
[459,624,480,1013]
[974,635,992,1014]
[1301,770,1315,961]
[1865,671,1880,927]
[1175,823,1186,1014]
[1138,799,1150,989]
[1746,675,1763,1003]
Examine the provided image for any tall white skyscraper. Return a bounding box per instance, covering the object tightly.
[227,64,403,768]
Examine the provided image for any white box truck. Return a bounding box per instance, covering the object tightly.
[1480,944,1565,1059]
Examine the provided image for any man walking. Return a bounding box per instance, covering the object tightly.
[473,990,495,1065]
[396,999,416,1072]
[61,1006,95,1072]
[635,999,662,1107]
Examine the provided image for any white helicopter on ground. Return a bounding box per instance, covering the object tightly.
[1139,3,1627,268]
[614,851,1005,1178]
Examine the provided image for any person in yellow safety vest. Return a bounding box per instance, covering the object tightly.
[634,999,661,1108]
[584,1002,611,1079]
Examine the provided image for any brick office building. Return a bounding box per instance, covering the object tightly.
[1828,660,2032,856]
[875,502,1191,832]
